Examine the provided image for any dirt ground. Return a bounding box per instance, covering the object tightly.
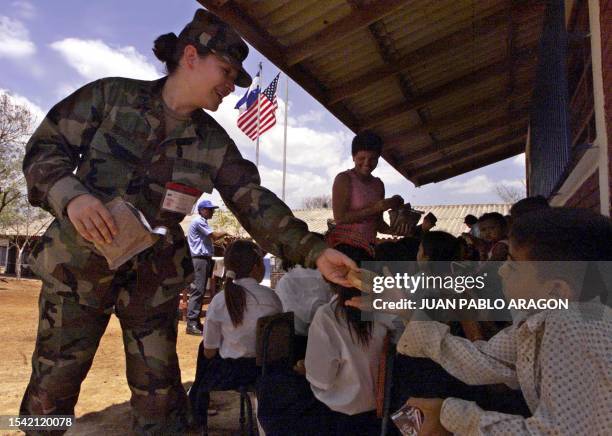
[0,277,246,435]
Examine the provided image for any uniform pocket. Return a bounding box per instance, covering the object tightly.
[79,128,144,196]
[172,158,214,194]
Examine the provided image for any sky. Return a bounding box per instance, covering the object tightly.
[0,0,526,209]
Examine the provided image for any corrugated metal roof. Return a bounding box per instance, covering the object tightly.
[197,0,545,185]
[180,203,511,239]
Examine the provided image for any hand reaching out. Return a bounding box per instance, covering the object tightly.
[316,248,359,288]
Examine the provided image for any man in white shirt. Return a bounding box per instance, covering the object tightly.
[274,265,332,336]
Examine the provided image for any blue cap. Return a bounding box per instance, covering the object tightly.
[197,199,219,210]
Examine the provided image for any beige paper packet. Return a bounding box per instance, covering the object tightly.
[93,197,166,270]
[347,268,377,293]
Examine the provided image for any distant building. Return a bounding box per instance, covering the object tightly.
[180,203,511,240]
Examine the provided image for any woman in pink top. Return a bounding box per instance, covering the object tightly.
[329,131,403,263]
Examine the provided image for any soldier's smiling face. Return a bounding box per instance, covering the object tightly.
[193,52,238,111]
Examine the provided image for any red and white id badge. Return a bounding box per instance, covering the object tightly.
[161,182,202,215]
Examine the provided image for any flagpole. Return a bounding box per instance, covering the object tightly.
[255,62,263,167]
[282,75,288,201]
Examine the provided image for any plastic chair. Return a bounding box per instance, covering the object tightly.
[190,341,258,436]
[378,333,396,436]
[237,385,257,436]
[256,312,295,376]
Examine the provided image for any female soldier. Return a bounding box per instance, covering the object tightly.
[20,9,356,434]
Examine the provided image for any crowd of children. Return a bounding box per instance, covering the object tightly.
[188,196,611,435]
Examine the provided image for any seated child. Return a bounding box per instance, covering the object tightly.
[257,284,388,436]
[510,195,549,220]
[189,240,282,430]
[398,208,612,435]
[477,212,509,261]
[274,259,332,358]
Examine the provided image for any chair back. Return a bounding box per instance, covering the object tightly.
[256,312,295,375]
[377,332,396,436]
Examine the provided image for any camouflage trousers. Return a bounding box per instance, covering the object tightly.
[20,260,191,435]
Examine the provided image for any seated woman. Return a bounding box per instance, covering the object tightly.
[188,239,282,430]
[257,283,388,436]
[328,131,403,264]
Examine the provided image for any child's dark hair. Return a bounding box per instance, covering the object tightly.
[464,214,478,226]
[421,231,461,275]
[330,284,372,347]
[510,208,612,261]
[223,239,263,327]
[510,195,549,219]
[421,231,460,260]
[478,212,508,229]
[153,33,211,74]
[351,131,383,156]
[510,208,612,302]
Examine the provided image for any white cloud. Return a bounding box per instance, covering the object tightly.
[289,108,324,126]
[0,16,36,58]
[55,83,79,99]
[207,94,350,172]
[258,165,331,209]
[441,174,525,195]
[512,153,525,166]
[257,124,350,169]
[0,88,45,125]
[12,1,36,20]
[50,38,161,81]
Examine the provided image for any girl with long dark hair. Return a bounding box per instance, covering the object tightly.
[189,239,281,431]
[257,283,388,435]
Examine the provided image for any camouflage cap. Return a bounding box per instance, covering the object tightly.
[179,9,252,88]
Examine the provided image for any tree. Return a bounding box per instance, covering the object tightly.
[3,196,52,279]
[302,195,332,209]
[211,210,248,238]
[0,92,33,218]
[495,181,526,204]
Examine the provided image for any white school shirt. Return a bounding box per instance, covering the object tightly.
[274,266,332,336]
[305,297,388,415]
[203,277,282,359]
[397,302,612,435]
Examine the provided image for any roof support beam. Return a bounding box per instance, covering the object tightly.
[380,84,531,148]
[285,0,414,67]
[404,124,526,174]
[359,63,534,130]
[415,141,525,185]
[327,3,542,104]
[399,112,529,164]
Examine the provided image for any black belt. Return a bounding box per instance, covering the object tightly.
[192,255,212,260]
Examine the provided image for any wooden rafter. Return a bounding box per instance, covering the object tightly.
[328,5,540,105]
[415,141,525,185]
[361,67,534,131]
[382,90,530,150]
[285,0,414,66]
[407,123,527,172]
[399,112,529,164]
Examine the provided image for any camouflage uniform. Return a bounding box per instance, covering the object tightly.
[20,76,326,435]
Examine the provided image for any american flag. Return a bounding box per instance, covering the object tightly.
[237,73,280,140]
